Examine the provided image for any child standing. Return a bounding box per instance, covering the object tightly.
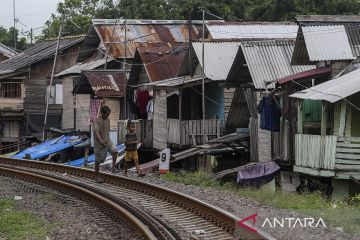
[124,120,145,177]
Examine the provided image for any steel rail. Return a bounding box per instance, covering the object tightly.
[0,157,274,240]
[0,165,157,240]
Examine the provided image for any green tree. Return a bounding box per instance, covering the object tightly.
[0,26,28,51]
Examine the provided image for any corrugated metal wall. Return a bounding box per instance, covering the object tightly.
[153,90,167,150]
[62,76,75,130]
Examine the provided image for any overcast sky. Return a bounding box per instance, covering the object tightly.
[0,0,61,35]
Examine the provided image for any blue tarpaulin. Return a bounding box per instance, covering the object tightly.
[12,135,83,160]
[64,144,126,167]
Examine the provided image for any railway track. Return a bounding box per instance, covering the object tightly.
[0,157,274,240]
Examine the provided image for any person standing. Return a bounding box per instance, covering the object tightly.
[124,120,145,177]
[93,106,118,183]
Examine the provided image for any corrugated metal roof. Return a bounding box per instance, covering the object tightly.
[304,25,354,61]
[277,67,332,85]
[137,44,187,82]
[141,75,204,89]
[0,43,18,58]
[296,15,360,23]
[192,41,241,80]
[55,57,112,77]
[292,16,360,65]
[290,67,360,103]
[206,23,298,40]
[92,21,201,59]
[239,39,315,89]
[82,70,126,97]
[0,36,84,74]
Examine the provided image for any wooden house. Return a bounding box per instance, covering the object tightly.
[225,39,314,163]
[57,19,207,134]
[290,67,360,198]
[0,36,84,153]
[72,70,126,145]
[277,15,360,198]
[128,41,240,150]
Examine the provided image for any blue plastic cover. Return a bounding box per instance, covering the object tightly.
[64,144,126,167]
[12,135,83,160]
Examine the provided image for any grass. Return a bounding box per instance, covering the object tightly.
[0,199,49,240]
[161,171,360,236]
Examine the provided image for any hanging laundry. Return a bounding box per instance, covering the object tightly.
[259,96,281,132]
[135,89,149,119]
[89,99,101,124]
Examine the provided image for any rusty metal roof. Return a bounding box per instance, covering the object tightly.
[84,19,202,59]
[136,43,187,82]
[81,70,126,97]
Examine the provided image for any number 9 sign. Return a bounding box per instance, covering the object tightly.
[159,148,170,174]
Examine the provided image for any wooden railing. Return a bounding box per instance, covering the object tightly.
[295,134,337,170]
[335,137,360,172]
[167,119,221,146]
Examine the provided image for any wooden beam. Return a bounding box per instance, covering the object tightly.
[294,165,335,177]
[297,100,303,134]
[321,101,327,136]
[339,100,347,137]
[179,89,182,145]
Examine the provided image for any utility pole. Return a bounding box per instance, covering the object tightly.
[124,17,127,119]
[43,21,63,141]
[13,0,16,49]
[201,9,206,145]
[188,10,193,75]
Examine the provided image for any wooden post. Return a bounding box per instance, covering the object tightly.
[320,101,328,168]
[339,100,347,137]
[321,101,328,136]
[179,89,182,146]
[84,145,90,167]
[297,100,303,134]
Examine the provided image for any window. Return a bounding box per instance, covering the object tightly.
[0,82,21,98]
[46,84,63,104]
[2,121,20,138]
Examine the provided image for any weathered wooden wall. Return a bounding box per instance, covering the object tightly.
[75,94,91,132]
[62,76,75,129]
[153,90,167,150]
[295,134,337,170]
[103,98,120,131]
[224,88,235,123]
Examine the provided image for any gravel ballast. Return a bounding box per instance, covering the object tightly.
[124,172,359,240]
[0,176,141,240]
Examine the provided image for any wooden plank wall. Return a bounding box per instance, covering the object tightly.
[62,76,75,129]
[295,134,337,170]
[224,88,235,123]
[335,137,360,173]
[167,119,180,145]
[75,94,90,131]
[103,98,120,131]
[244,88,258,162]
[153,90,167,150]
[118,119,153,148]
